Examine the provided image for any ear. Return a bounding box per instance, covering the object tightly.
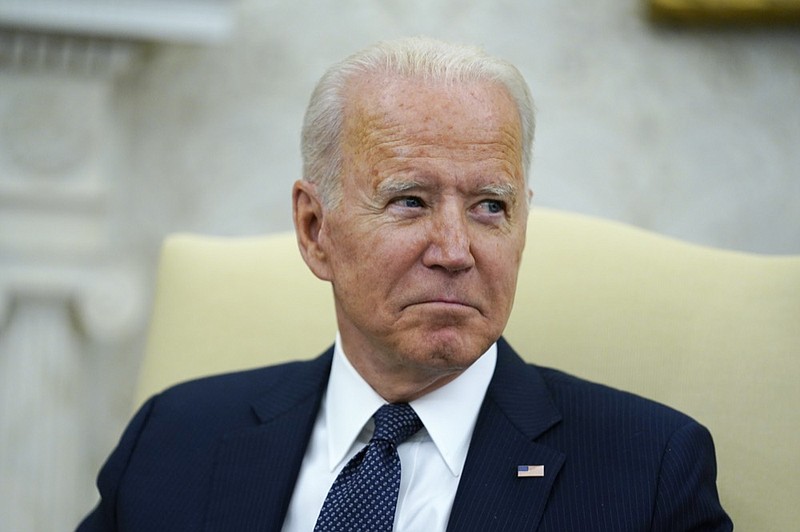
[292,180,333,281]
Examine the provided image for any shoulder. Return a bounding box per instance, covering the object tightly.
[142,350,333,431]
[533,364,705,455]
[158,357,313,403]
[540,365,689,419]
[495,339,701,447]
[496,338,695,430]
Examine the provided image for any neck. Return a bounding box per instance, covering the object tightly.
[361,367,464,403]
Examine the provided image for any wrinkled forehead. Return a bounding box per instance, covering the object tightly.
[341,74,524,167]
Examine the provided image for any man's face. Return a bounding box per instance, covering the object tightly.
[308,75,528,400]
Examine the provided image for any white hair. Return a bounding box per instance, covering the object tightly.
[301,36,536,208]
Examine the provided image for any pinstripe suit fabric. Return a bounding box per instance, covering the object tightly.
[78,339,731,531]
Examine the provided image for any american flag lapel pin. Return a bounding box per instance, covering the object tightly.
[517,464,545,478]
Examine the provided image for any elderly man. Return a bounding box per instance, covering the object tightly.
[78,37,731,531]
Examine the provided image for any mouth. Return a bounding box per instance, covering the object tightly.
[404,298,479,312]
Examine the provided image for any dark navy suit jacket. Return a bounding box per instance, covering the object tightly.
[78,338,732,531]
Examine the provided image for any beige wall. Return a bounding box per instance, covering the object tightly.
[1,0,798,529]
[119,0,800,253]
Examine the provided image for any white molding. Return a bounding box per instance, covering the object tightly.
[0,0,236,43]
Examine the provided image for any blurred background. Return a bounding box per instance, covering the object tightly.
[0,0,798,529]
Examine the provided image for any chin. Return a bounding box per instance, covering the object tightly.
[415,329,493,368]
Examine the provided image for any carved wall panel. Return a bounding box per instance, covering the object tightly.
[0,2,237,528]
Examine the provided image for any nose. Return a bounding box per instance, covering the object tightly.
[421,207,475,273]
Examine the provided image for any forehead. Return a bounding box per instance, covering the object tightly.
[341,75,523,181]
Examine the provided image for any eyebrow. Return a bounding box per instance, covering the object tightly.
[477,182,519,204]
[375,177,427,197]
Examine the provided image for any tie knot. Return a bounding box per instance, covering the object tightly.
[371,403,423,446]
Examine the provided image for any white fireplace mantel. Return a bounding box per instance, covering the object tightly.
[0,2,241,530]
[0,0,237,43]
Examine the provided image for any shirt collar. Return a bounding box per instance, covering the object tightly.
[324,333,497,477]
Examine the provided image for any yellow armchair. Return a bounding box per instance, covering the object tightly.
[136,208,800,531]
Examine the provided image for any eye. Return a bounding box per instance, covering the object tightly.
[393,196,425,209]
[479,199,506,214]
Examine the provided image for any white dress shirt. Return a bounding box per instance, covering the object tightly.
[281,335,497,531]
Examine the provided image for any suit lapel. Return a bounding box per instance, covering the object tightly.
[447,339,565,532]
[199,341,563,530]
[203,349,333,532]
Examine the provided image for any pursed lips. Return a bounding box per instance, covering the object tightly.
[403,297,479,312]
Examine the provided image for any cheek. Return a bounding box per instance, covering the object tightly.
[481,240,524,296]
[327,225,408,291]
[487,261,519,298]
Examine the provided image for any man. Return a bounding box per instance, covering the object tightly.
[78,37,732,531]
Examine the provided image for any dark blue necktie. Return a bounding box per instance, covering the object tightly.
[313,403,423,532]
